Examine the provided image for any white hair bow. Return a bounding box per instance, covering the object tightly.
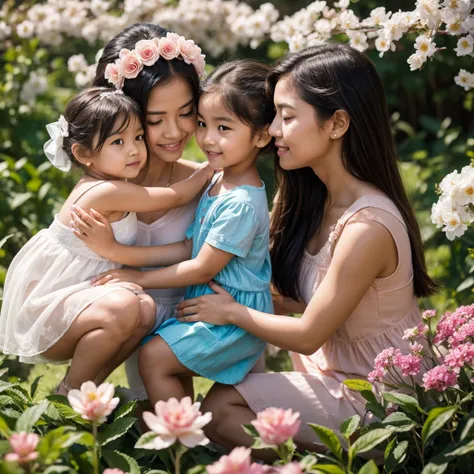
[43,115,72,172]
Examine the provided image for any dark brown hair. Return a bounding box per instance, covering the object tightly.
[269,44,437,299]
[94,23,200,114]
[62,87,145,171]
[201,60,275,153]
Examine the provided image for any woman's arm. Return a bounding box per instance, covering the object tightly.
[70,207,193,266]
[92,243,233,289]
[176,218,396,354]
[85,163,212,215]
[271,285,306,315]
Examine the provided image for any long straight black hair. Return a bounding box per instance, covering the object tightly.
[269,43,437,299]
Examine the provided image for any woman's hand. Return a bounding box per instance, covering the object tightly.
[70,206,117,259]
[92,268,144,287]
[175,281,237,325]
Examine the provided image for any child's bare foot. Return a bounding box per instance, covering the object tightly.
[55,379,71,396]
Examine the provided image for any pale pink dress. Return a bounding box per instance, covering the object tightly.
[236,195,422,449]
[125,198,198,399]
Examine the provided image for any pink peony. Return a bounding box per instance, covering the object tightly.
[422,365,458,392]
[118,48,143,79]
[394,353,421,377]
[251,407,301,446]
[207,447,269,474]
[157,36,180,60]
[177,37,201,64]
[104,59,124,89]
[422,309,437,320]
[191,54,206,76]
[142,396,212,449]
[134,39,160,66]
[444,342,474,372]
[5,432,40,464]
[103,470,127,474]
[278,462,304,474]
[67,381,119,423]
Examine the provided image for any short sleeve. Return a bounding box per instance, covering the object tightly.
[185,219,196,240]
[206,200,259,258]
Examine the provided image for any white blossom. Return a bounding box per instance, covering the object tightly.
[0,20,11,40]
[454,68,474,90]
[67,54,88,73]
[407,53,426,70]
[454,34,474,56]
[346,30,368,52]
[16,21,35,38]
[414,35,437,57]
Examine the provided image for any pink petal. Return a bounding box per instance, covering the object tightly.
[143,412,170,435]
[179,430,209,448]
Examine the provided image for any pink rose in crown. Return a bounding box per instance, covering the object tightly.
[135,39,160,66]
[104,59,124,89]
[251,407,301,446]
[166,32,182,45]
[5,432,40,464]
[178,37,201,64]
[157,36,180,60]
[192,54,206,76]
[118,48,143,79]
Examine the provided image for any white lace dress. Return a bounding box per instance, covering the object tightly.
[0,212,137,364]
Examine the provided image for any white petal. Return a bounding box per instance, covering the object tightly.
[143,412,170,435]
[179,430,209,448]
[193,411,212,429]
[81,381,97,393]
[153,435,176,450]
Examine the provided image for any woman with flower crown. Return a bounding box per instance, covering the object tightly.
[0,28,211,395]
[87,23,208,400]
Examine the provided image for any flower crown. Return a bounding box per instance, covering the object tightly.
[105,32,206,90]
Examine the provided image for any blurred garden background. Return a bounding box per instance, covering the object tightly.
[0,0,473,396]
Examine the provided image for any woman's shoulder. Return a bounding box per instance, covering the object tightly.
[173,159,200,181]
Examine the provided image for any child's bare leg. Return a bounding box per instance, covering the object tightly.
[138,336,195,404]
[179,376,194,400]
[94,294,156,385]
[43,290,143,390]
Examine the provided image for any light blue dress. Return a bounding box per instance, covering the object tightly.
[145,174,272,384]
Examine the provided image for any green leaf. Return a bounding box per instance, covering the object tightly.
[308,424,343,461]
[102,449,141,474]
[384,440,408,474]
[135,431,159,449]
[460,415,474,440]
[358,459,380,474]
[242,423,259,438]
[382,393,422,416]
[30,375,42,399]
[421,406,457,445]
[360,390,386,419]
[98,416,136,446]
[299,454,318,471]
[0,416,11,437]
[42,467,75,474]
[350,428,393,456]
[340,414,360,440]
[445,439,474,456]
[314,465,346,474]
[145,471,170,474]
[421,462,449,474]
[114,400,137,421]
[382,412,417,432]
[343,379,373,392]
[0,234,13,250]
[16,400,49,432]
[10,192,32,209]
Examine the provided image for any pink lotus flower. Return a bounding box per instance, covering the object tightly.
[118,48,143,79]
[103,470,128,474]
[177,37,201,64]
[142,396,212,449]
[104,59,124,89]
[157,36,180,60]
[422,365,458,392]
[67,381,119,423]
[135,39,160,66]
[207,447,269,474]
[278,462,304,474]
[5,432,40,464]
[251,407,301,446]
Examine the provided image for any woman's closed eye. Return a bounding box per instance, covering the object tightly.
[147,119,162,126]
[282,116,293,122]
[180,108,195,118]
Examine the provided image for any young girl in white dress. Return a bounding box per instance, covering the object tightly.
[0,86,211,393]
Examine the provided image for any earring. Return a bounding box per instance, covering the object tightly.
[332,134,337,139]
[86,162,91,167]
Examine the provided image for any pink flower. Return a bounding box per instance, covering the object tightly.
[5,432,40,464]
[142,396,212,449]
[191,54,206,76]
[177,37,201,64]
[118,48,143,80]
[104,59,124,89]
[278,462,304,474]
[374,347,401,370]
[103,470,127,474]
[394,353,421,377]
[402,323,428,342]
[157,37,180,60]
[444,342,474,372]
[134,39,160,66]
[67,381,119,423]
[422,309,437,320]
[411,342,424,356]
[207,447,269,474]
[166,32,182,45]
[251,407,300,446]
[368,366,386,383]
[422,365,458,392]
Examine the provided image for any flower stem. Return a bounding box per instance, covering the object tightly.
[92,421,99,474]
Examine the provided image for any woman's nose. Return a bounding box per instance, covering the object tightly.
[268,116,282,137]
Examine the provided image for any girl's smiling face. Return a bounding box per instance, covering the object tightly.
[195,92,268,170]
[269,76,334,171]
[145,76,197,162]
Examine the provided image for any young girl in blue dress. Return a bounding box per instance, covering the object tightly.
[72,60,274,403]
